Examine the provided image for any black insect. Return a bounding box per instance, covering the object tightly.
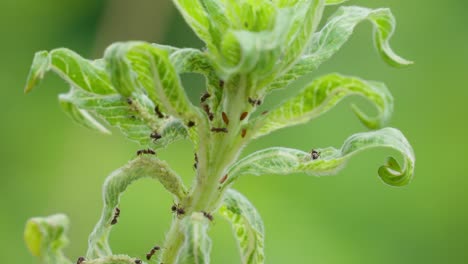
[76,257,85,264]
[219,80,225,88]
[134,259,142,264]
[171,204,185,216]
[202,211,214,222]
[137,149,156,156]
[126,98,133,105]
[241,128,247,138]
[202,104,214,121]
[187,120,196,127]
[111,207,120,225]
[200,92,211,103]
[311,149,321,160]
[146,245,161,260]
[248,97,262,106]
[154,105,165,119]
[222,112,230,125]
[211,127,228,133]
[239,112,248,121]
[194,153,198,169]
[150,132,162,141]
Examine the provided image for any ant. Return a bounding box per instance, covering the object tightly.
[248,97,262,106]
[219,80,225,88]
[126,98,133,105]
[211,127,228,133]
[202,211,214,222]
[187,120,196,127]
[194,153,198,169]
[137,149,156,156]
[200,92,211,103]
[202,104,214,121]
[311,149,321,160]
[76,257,85,264]
[154,105,165,119]
[146,245,161,260]
[134,260,142,264]
[171,204,185,216]
[111,208,120,225]
[150,132,162,141]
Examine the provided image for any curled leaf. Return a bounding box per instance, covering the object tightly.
[24,214,72,264]
[269,6,413,91]
[222,128,415,189]
[219,189,265,264]
[255,73,393,138]
[87,156,187,258]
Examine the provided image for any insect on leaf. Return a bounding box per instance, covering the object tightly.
[222,128,415,189]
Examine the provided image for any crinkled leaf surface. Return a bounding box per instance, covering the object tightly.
[179,213,212,264]
[255,73,393,138]
[269,6,412,91]
[219,189,265,264]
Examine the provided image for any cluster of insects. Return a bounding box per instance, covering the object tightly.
[171,203,185,216]
[110,207,120,225]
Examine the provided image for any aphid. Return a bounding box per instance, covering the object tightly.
[311,149,320,160]
[202,211,214,222]
[261,110,269,115]
[150,132,162,141]
[111,207,120,225]
[222,112,230,125]
[76,257,85,264]
[219,80,225,88]
[130,115,136,120]
[171,204,185,216]
[126,98,133,105]
[134,259,142,264]
[241,128,247,138]
[154,105,165,119]
[187,120,196,127]
[239,112,248,121]
[146,246,161,260]
[200,92,211,103]
[137,149,156,156]
[219,174,228,184]
[211,127,228,133]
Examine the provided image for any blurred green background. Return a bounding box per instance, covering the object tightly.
[1,0,467,263]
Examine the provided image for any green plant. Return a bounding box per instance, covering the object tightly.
[23,0,415,263]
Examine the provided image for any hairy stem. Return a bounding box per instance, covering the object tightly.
[160,219,185,263]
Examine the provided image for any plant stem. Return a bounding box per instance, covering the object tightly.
[160,77,250,262]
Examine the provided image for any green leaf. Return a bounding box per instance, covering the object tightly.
[24,214,72,264]
[179,213,212,264]
[269,6,413,91]
[84,255,147,264]
[104,42,200,122]
[87,157,187,258]
[219,189,265,264]
[25,49,115,95]
[172,0,214,49]
[255,74,394,138]
[325,0,350,5]
[280,0,325,71]
[61,88,188,149]
[221,128,415,188]
[58,93,111,134]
